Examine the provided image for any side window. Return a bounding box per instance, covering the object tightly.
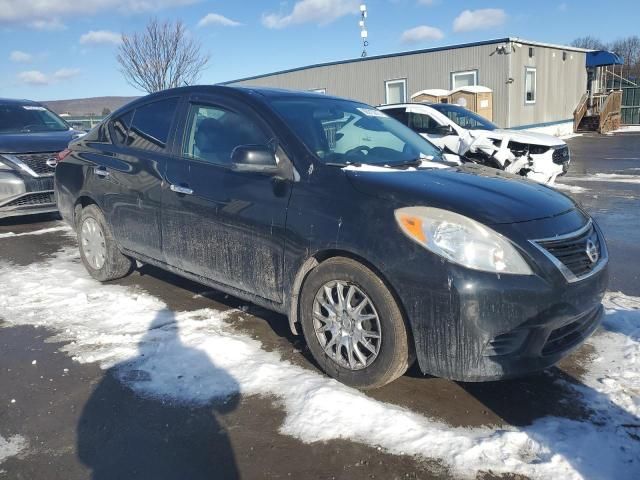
[408,113,440,134]
[110,110,134,145]
[183,104,270,165]
[525,67,536,104]
[128,98,179,152]
[451,70,478,90]
[383,108,408,125]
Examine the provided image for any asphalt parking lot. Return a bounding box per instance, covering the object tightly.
[1,132,639,480]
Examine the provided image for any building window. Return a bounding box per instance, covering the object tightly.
[525,67,536,104]
[451,70,478,89]
[385,79,407,104]
[310,88,326,94]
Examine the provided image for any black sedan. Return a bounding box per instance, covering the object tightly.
[54,86,608,388]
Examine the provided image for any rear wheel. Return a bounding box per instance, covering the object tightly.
[78,205,134,282]
[299,257,411,389]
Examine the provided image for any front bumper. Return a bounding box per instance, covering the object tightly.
[0,171,57,219]
[385,216,608,382]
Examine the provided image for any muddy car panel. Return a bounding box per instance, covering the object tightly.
[55,86,608,383]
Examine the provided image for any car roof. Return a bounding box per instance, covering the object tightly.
[0,97,43,107]
[110,85,358,117]
[379,103,440,111]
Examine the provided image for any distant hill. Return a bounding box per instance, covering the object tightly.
[43,96,138,116]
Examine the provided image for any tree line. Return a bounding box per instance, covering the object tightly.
[571,36,640,81]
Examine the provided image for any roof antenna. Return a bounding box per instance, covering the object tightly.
[359,4,368,58]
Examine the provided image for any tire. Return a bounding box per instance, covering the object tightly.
[299,257,412,389]
[77,204,134,282]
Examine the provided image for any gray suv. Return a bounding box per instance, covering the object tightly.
[0,98,84,219]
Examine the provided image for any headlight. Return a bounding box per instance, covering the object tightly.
[395,206,533,275]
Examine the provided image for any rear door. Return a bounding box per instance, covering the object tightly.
[162,94,293,302]
[101,97,180,260]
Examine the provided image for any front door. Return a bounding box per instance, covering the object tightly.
[162,96,293,302]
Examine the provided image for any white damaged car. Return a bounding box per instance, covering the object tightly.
[379,103,570,184]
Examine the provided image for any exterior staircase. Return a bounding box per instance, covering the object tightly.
[577,114,600,132]
[573,90,622,134]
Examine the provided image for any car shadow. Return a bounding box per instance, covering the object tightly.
[77,310,240,480]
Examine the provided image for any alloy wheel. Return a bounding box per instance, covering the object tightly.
[312,280,382,370]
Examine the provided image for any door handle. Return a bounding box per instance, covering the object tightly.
[170,184,194,195]
[95,167,109,177]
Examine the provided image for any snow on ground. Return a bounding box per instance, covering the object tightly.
[525,122,574,138]
[0,435,27,464]
[553,183,589,194]
[0,248,638,479]
[0,225,71,239]
[563,173,640,184]
[559,133,583,140]
[606,126,640,135]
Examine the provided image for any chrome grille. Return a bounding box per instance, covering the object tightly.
[531,221,607,283]
[12,152,57,176]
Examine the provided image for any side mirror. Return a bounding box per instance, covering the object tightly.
[230,145,279,174]
[433,125,457,136]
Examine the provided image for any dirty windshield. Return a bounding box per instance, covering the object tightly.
[270,97,442,166]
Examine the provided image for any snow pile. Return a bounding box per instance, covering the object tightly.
[523,122,575,138]
[0,225,71,239]
[0,249,638,479]
[592,293,640,417]
[0,435,27,464]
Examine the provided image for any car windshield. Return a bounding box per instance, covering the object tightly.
[430,104,498,131]
[269,96,442,166]
[0,104,69,134]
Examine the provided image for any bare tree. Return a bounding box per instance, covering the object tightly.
[570,36,608,51]
[117,18,210,93]
[610,36,640,79]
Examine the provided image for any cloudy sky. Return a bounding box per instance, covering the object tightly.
[1,0,637,100]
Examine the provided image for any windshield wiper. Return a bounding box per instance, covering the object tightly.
[384,158,424,169]
[325,160,362,167]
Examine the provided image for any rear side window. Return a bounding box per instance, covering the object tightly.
[383,108,408,125]
[408,113,441,134]
[110,110,134,145]
[183,104,270,166]
[128,98,179,152]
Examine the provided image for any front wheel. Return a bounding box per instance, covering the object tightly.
[299,257,412,389]
[78,205,134,282]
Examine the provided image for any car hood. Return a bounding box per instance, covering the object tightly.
[345,163,576,225]
[0,129,85,154]
[480,128,565,147]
